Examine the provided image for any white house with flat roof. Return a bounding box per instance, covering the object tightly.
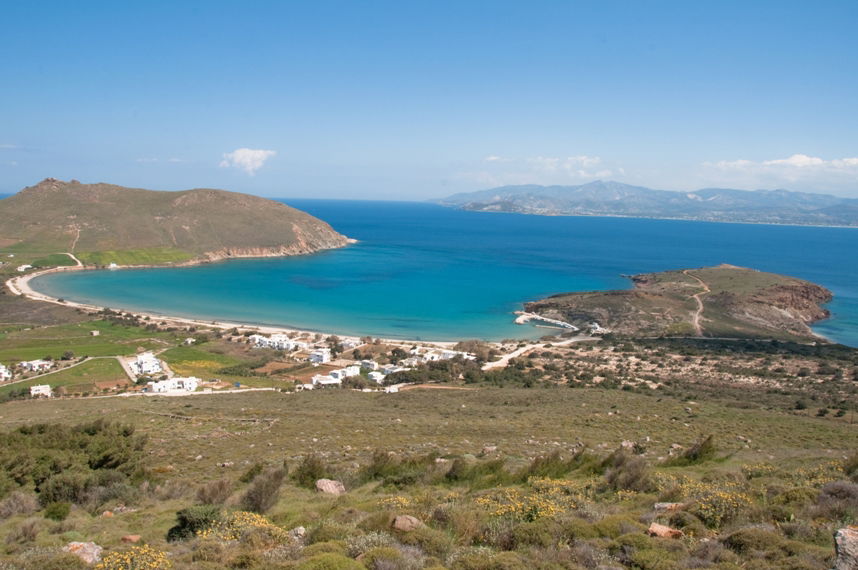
[19,359,52,373]
[0,364,11,381]
[30,385,52,398]
[131,352,162,376]
[368,371,385,384]
[309,348,331,364]
[147,376,199,393]
[312,373,341,387]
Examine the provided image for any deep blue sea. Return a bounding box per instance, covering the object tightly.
[30,200,858,344]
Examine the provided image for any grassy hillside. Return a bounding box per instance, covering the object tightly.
[526,265,833,341]
[0,178,348,265]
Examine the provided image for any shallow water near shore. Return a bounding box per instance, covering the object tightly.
[31,200,858,344]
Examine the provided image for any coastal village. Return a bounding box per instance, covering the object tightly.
[0,318,486,400]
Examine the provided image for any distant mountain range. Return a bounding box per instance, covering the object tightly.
[436,181,858,226]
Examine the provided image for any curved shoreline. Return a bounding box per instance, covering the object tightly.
[7,262,467,348]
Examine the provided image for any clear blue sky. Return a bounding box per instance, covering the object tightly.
[2,1,857,198]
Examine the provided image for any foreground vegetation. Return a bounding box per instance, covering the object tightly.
[0,383,853,569]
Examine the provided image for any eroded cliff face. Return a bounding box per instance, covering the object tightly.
[194,223,351,263]
[717,282,833,338]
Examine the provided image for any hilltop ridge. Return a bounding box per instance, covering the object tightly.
[0,178,349,265]
[438,180,858,226]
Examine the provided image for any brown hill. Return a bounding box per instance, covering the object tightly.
[525,265,833,342]
[0,178,349,265]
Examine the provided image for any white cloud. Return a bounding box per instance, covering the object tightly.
[136,157,159,163]
[219,148,276,175]
[463,155,613,186]
[702,154,858,191]
[0,144,18,150]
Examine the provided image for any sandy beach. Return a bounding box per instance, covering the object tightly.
[6,264,465,348]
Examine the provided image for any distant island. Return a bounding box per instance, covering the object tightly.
[524,265,833,342]
[437,180,858,226]
[0,178,349,266]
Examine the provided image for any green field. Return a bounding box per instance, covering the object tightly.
[0,320,172,362]
[30,253,77,268]
[76,247,194,266]
[0,357,127,395]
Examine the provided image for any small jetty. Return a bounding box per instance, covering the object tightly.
[514,311,578,331]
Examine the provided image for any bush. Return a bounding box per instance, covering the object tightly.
[5,517,40,544]
[196,478,233,505]
[95,545,171,569]
[293,455,329,488]
[39,472,91,506]
[690,490,753,528]
[240,467,285,514]
[0,491,39,519]
[239,462,264,483]
[167,505,221,541]
[346,531,397,557]
[295,553,363,570]
[361,546,405,570]
[602,450,654,492]
[814,480,858,522]
[398,526,453,558]
[43,501,71,521]
[845,452,858,483]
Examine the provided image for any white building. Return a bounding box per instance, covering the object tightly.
[368,371,385,384]
[147,376,199,393]
[19,359,52,373]
[90,330,101,337]
[131,352,162,376]
[249,333,306,351]
[30,385,52,398]
[343,365,361,377]
[340,338,361,350]
[309,348,331,364]
[0,364,11,381]
[183,337,196,345]
[16,264,32,272]
[360,360,379,371]
[312,373,341,387]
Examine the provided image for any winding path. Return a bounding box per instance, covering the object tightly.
[683,270,710,336]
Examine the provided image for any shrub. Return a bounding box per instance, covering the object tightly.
[303,541,348,557]
[94,545,172,569]
[361,546,405,570]
[295,553,363,570]
[293,455,329,488]
[309,521,356,544]
[814,480,858,522]
[398,526,453,558]
[665,435,717,467]
[192,540,226,563]
[845,452,858,483]
[0,491,39,519]
[602,450,654,492]
[686,487,753,529]
[43,501,71,521]
[5,517,40,544]
[239,462,264,483]
[39,472,91,506]
[722,528,786,555]
[240,467,285,514]
[346,531,397,557]
[196,478,233,505]
[166,505,221,542]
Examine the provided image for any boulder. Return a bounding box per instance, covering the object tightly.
[481,445,498,454]
[288,526,306,540]
[834,526,858,570]
[392,515,425,532]
[63,542,103,564]
[653,502,685,512]
[121,535,141,543]
[315,478,346,495]
[647,522,684,539]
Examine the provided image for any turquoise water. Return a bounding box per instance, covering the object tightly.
[31,200,858,344]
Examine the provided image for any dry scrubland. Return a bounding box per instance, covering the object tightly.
[0,384,855,569]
